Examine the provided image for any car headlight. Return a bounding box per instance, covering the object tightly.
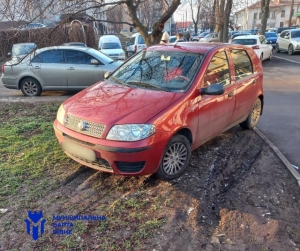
[56,104,66,125]
[106,124,156,141]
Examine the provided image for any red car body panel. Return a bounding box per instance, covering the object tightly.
[53,43,264,177]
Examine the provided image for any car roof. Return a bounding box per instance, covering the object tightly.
[34,46,93,54]
[146,42,249,54]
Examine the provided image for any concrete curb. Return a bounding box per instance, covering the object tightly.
[254,127,300,186]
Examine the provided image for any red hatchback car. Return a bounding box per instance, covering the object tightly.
[53,42,264,180]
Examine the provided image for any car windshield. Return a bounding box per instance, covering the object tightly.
[231,39,257,45]
[102,42,121,49]
[265,33,277,38]
[204,34,212,38]
[110,50,204,92]
[12,44,36,56]
[291,31,300,38]
[199,32,208,36]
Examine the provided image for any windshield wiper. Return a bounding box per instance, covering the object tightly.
[110,76,132,88]
[127,81,169,92]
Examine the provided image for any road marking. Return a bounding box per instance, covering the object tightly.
[273,55,300,64]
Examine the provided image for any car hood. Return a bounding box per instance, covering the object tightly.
[292,37,300,42]
[63,81,184,126]
[101,48,124,55]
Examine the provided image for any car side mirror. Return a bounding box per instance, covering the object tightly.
[200,84,224,95]
[91,59,99,65]
[104,71,111,79]
[284,35,289,39]
[7,52,12,58]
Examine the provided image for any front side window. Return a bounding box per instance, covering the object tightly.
[230,50,253,81]
[110,50,204,92]
[65,50,95,64]
[291,30,300,38]
[138,35,145,44]
[203,51,231,87]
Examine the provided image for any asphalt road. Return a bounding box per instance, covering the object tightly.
[258,53,300,167]
[0,53,299,166]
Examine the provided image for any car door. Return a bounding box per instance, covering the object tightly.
[280,31,289,50]
[30,49,67,87]
[228,49,259,124]
[65,49,104,88]
[259,35,269,60]
[195,50,236,146]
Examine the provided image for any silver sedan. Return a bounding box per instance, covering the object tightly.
[1,46,122,96]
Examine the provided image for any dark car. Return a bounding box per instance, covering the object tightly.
[54,42,264,180]
[264,32,278,48]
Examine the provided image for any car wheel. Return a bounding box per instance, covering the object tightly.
[156,134,191,180]
[20,78,42,97]
[288,44,295,55]
[267,50,272,61]
[275,44,280,53]
[240,98,262,130]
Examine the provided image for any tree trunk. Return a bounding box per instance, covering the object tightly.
[218,0,225,41]
[222,0,233,42]
[260,0,271,35]
[288,0,295,27]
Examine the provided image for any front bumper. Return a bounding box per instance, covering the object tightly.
[53,120,168,176]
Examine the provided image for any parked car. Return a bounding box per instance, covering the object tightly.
[264,32,278,49]
[229,32,252,42]
[53,42,264,180]
[1,46,122,96]
[191,31,210,41]
[98,35,125,60]
[199,33,219,42]
[62,42,87,47]
[7,43,37,60]
[276,28,300,55]
[126,32,148,56]
[231,35,273,61]
[169,36,187,43]
[18,22,47,30]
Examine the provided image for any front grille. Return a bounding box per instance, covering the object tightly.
[70,153,112,170]
[115,161,145,173]
[65,114,105,138]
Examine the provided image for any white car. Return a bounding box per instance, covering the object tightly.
[199,33,219,42]
[98,35,125,60]
[231,35,273,61]
[276,28,300,55]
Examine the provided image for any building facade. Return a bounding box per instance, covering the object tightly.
[235,0,300,30]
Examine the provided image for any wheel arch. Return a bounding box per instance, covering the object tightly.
[174,128,193,146]
[18,76,41,89]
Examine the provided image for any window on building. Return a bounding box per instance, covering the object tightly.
[280,22,284,27]
[271,11,275,18]
[281,10,285,17]
[259,12,262,19]
[292,9,295,16]
[254,13,258,19]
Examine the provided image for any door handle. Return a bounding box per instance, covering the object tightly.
[33,66,40,69]
[251,79,257,84]
[67,67,75,71]
[228,92,234,98]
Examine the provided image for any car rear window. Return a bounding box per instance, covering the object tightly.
[230,50,253,81]
[231,39,257,45]
[138,35,145,44]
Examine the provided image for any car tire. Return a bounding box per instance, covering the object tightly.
[240,98,262,130]
[288,44,295,55]
[20,77,42,97]
[275,44,280,53]
[267,50,272,61]
[156,134,191,181]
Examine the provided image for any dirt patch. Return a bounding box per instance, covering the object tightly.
[0,102,300,251]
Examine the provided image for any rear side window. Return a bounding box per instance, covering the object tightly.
[130,37,135,45]
[230,50,253,81]
[32,50,64,63]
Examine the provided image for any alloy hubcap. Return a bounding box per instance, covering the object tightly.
[24,81,38,95]
[162,142,187,175]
